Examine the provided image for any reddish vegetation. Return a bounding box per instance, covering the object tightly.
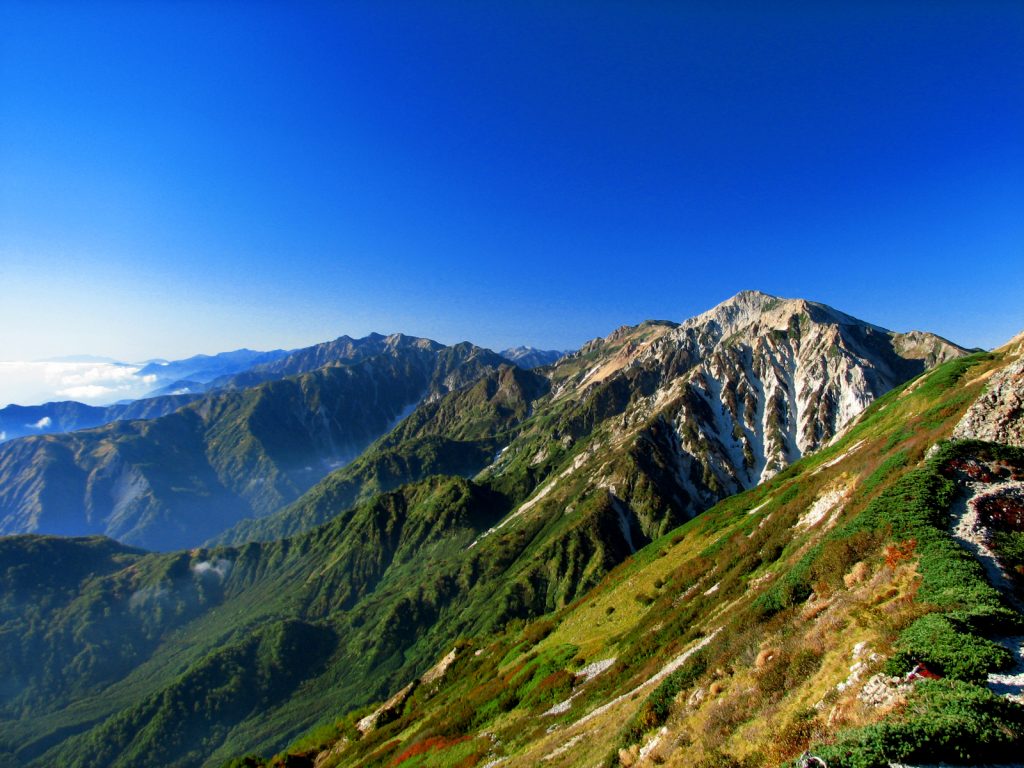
[884,539,917,568]
[942,456,1024,484]
[942,457,1002,483]
[388,735,472,767]
[940,456,1024,530]
[906,662,941,681]
[977,493,1024,531]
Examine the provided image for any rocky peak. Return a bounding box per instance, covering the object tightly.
[677,290,874,342]
[953,333,1024,447]
[891,330,979,368]
[539,293,974,522]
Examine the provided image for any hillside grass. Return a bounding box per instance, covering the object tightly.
[248,349,1024,768]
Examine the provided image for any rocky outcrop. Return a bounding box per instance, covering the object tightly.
[353,646,461,735]
[355,681,417,734]
[953,352,1024,447]
[540,291,971,529]
[857,673,909,709]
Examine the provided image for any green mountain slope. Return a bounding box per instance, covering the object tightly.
[0,295,983,768]
[0,338,506,550]
[0,354,999,767]
[218,294,968,552]
[245,338,1024,768]
[213,364,550,545]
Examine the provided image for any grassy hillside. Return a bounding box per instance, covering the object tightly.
[0,307,993,768]
[213,365,549,545]
[240,347,1024,767]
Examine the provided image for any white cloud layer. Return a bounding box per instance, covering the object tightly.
[30,416,52,429]
[0,361,157,407]
[191,559,232,580]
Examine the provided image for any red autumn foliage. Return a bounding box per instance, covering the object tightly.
[884,539,917,568]
[388,734,472,767]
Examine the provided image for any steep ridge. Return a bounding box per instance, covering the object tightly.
[0,296,981,768]
[0,337,507,550]
[210,333,448,390]
[549,290,968,484]
[214,364,550,545]
[246,337,1024,768]
[512,292,968,530]
[214,293,968,550]
[0,334,505,445]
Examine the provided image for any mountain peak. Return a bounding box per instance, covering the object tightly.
[725,288,778,304]
[680,290,885,340]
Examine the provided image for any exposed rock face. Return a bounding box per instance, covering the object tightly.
[355,681,417,734]
[545,291,970,527]
[857,673,909,709]
[953,352,1024,447]
[354,646,460,735]
[655,292,967,480]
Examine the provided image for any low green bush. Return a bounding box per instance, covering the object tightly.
[817,679,1024,768]
[991,530,1024,573]
[885,613,1012,683]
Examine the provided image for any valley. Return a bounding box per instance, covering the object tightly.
[1,293,1018,767]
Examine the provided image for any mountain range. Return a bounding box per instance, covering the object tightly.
[0,345,564,444]
[0,335,510,550]
[0,291,1019,768]
[498,347,566,369]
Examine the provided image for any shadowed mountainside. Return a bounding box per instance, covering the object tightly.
[0,336,507,550]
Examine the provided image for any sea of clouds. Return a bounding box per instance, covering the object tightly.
[0,361,159,407]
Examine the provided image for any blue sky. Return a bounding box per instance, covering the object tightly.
[1,1,1022,361]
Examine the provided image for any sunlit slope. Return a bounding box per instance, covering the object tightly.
[213,364,550,545]
[217,292,969,556]
[257,344,1023,768]
[0,295,978,768]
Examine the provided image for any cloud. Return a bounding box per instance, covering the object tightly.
[128,584,170,610]
[191,558,232,581]
[0,361,157,406]
[0,431,6,442]
[56,385,117,400]
[30,416,53,429]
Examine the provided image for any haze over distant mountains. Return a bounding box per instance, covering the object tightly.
[0,345,566,443]
[1,290,1019,768]
[0,292,968,552]
[0,350,289,412]
[498,347,566,369]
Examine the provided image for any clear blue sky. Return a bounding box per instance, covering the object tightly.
[2,1,1022,361]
